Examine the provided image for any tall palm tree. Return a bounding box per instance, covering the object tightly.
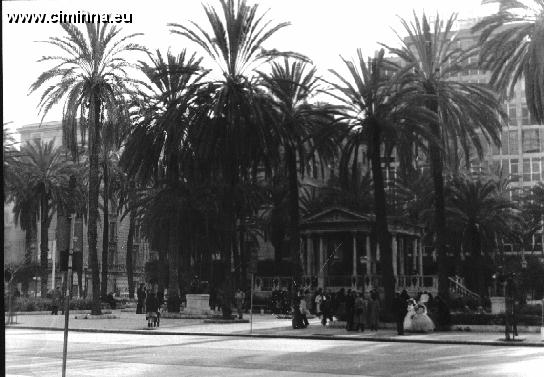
[14,140,76,294]
[329,48,433,310]
[259,58,338,283]
[121,49,207,311]
[30,23,145,314]
[170,0,297,316]
[445,173,519,296]
[473,0,544,124]
[385,13,506,299]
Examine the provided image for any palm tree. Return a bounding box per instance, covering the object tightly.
[14,140,76,294]
[385,13,506,299]
[5,170,39,270]
[121,49,207,311]
[328,48,433,310]
[259,58,338,283]
[445,173,519,296]
[473,0,544,124]
[170,0,297,316]
[30,23,145,314]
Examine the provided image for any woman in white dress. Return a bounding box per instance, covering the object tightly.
[411,303,435,332]
[403,299,416,331]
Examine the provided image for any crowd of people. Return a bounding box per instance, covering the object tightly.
[289,287,451,333]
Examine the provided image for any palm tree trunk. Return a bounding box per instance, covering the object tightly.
[429,141,449,300]
[101,160,109,298]
[126,207,136,299]
[286,146,302,286]
[167,220,180,312]
[88,93,102,315]
[369,122,395,313]
[40,192,49,296]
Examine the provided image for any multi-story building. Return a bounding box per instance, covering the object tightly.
[4,121,151,297]
[453,20,544,254]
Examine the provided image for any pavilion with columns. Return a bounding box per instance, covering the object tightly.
[255,207,438,295]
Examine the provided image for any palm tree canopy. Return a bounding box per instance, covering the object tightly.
[385,13,507,165]
[121,49,207,185]
[29,23,146,158]
[473,0,544,124]
[169,0,306,181]
[446,173,520,251]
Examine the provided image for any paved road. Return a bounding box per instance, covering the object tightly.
[6,329,544,376]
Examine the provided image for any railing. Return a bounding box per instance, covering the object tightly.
[253,276,295,291]
[395,275,438,291]
[448,276,480,299]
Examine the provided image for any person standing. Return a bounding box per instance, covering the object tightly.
[51,286,62,315]
[136,283,146,314]
[315,288,324,319]
[368,291,380,331]
[345,289,355,331]
[352,292,368,332]
[393,292,407,335]
[146,292,160,328]
[235,288,246,319]
[299,296,310,328]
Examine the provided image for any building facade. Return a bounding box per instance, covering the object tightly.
[4,121,151,297]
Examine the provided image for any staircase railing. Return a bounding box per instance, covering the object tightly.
[448,276,480,299]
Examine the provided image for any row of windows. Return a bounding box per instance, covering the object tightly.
[490,156,544,183]
[492,128,544,155]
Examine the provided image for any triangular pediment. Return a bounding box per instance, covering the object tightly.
[302,207,370,224]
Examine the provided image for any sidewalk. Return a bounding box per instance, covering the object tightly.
[6,310,544,347]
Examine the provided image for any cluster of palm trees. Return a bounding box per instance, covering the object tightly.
[4,0,543,315]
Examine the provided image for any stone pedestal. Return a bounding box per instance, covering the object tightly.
[490,296,506,314]
[184,294,212,315]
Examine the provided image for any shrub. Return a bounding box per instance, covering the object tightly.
[451,313,541,326]
[518,304,543,316]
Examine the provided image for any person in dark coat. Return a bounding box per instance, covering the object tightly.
[136,283,146,314]
[392,292,408,335]
[146,292,160,328]
[368,292,380,331]
[345,289,355,331]
[352,292,368,332]
[51,286,62,315]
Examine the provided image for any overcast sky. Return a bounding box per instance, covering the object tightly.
[2,0,498,137]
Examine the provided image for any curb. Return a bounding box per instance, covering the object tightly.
[6,326,543,347]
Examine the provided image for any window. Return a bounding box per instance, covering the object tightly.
[522,129,540,153]
[509,130,519,154]
[501,130,509,154]
[521,105,531,125]
[523,158,531,182]
[510,159,519,181]
[502,159,509,175]
[532,158,541,181]
[508,104,517,126]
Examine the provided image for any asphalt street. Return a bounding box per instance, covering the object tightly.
[5,329,544,376]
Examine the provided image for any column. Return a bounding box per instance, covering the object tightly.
[318,236,324,288]
[392,234,398,276]
[399,236,405,276]
[306,235,313,276]
[418,238,423,276]
[365,235,371,276]
[352,233,357,277]
[412,238,417,273]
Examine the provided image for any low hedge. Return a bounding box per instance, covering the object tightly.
[5,297,97,312]
[451,313,541,326]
